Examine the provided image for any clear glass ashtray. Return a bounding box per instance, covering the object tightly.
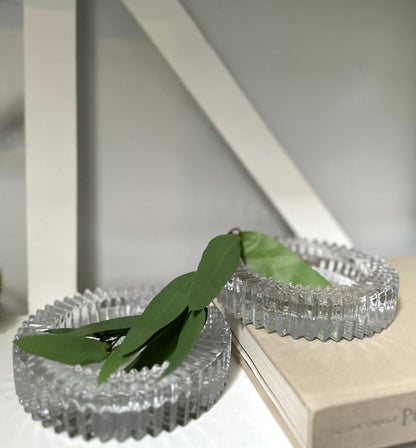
[13,287,231,442]
[217,238,399,342]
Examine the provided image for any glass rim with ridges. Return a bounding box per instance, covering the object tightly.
[13,286,231,442]
[218,237,399,341]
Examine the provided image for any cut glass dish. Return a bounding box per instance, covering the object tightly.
[217,238,399,341]
[13,287,231,441]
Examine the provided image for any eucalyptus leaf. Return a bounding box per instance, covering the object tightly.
[14,229,333,387]
[241,231,331,288]
[47,328,74,334]
[47,316,141,338]
[97,346,132,385]
[188,234,240,311]
[161,308,207,379]
[117,271,195,357]
[13,334,108,365]
[126,308,207,379]
[124,312,184,373]
[98,308,189,384]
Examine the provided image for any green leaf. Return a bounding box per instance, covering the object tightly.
[47,316,141,338]
[97,346,132,385]
[241,231,331,288]
[98,308,189,384]
[117,271,195,357]
[188,234,241,311]
[161,308,207,378]
[124,313,184,373]
[13,334,108,365]
[47,328,75,334]
[126,308,207,379]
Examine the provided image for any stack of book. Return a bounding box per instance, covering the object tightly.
[218,257,416,448]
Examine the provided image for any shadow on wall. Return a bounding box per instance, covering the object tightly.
[77,1,99,290]
[0,98,24,151]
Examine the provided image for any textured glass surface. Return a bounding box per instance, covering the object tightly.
[218,238,399,341]
[13,287,231,441]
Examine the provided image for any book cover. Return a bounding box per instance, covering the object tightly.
[218,257,416,448]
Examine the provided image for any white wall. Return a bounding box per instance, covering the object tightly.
[77,0,292,290]
[1,0,415,310]
[179,0,416,257]
[78,0,416,292]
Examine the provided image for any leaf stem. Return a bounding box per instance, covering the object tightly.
[227,227,242,237]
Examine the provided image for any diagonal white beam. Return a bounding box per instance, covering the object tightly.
[24,0,77,313]
[121,0,351,246]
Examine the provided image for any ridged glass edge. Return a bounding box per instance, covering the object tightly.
[13,287,231,442]
[217,238,399,341]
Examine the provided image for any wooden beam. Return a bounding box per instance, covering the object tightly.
[121,0,351,246]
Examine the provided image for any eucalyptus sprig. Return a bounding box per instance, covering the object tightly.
[13,230,330,384]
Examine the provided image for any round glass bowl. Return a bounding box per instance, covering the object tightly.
[217,238,399,342]
[13,287,231,442]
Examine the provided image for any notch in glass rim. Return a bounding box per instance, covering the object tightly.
[217,237,399,342]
